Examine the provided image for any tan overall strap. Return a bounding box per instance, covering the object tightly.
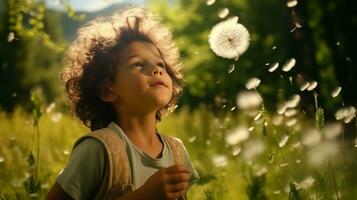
[162,135,187,166]
[72,128,133,200]
[162,135,188,200]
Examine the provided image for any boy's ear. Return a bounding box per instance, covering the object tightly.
[100,82,117,102]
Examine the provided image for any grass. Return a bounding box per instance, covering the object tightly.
[0,101,357,199]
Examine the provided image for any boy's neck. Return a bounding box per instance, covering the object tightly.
[115,111,159,146]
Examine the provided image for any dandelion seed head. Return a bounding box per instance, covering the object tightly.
[306,81,318,91]
[268,62,279,72]
[331,86,342,98]
[335,106,356,123]
[209,18,250,59]
[225,126,250,145]
[245,77,261,90]
[322,122,343,139]
[287,0,298,8]
[236,91,262,110]
[218,8,229,18]
[302,128,321,146]
[282,58,296,72]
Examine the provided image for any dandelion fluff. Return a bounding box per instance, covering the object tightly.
[306,81,318,91]
[322,122,343,139]
[287,0,298,8]
[212,154,228,167]
[335,106,356,123]
[282,58,296,72]
[302,128,321,146]
[300,82,310,91]
[206,0,216,6]
[268,62,279,72]
[225,126,250,145]
[218,8,229,19]
[245,77,261,90]
[236,91,262,110]
[209,18,250,59]
[331,86,342,98]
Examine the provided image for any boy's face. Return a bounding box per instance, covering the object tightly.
[109,41,173,114]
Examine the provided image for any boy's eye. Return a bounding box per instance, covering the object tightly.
[132,62,143,68]
[157,62,166,69]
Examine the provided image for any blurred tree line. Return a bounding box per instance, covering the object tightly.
[0,0,356,118]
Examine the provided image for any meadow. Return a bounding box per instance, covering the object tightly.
[1,95,356,199]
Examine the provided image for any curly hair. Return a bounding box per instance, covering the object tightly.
[60,6,183,131]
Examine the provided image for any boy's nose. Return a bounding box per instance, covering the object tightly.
[152,68,163,76]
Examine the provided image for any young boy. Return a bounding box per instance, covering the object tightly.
[46,6,199,200]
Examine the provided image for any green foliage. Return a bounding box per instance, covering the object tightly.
[246,174,268,200]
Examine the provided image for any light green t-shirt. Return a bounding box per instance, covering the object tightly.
[56,122,200,200]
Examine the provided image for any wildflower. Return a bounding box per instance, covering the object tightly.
[331,86,342,98]
[245,77,261,90]
[287,0,298,8]
[335,106,356,123]
[218,8,229,19]
[209,18,250,59]
[282,58,296,72]
[225,126,250,145]
[268,62,279,72]
[236,91,262,110]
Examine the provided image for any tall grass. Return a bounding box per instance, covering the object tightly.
[0,103,356,199]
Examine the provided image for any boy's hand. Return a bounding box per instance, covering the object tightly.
[139,164,191,200]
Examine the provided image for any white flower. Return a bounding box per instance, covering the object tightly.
[335,106,356,123]
[245,77,261,89]
[225,126,250,145]
[209,18,250,59]
[236,91,262,110]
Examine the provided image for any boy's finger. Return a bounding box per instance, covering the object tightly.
[166,173,191,184]
[165,164,190,174]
